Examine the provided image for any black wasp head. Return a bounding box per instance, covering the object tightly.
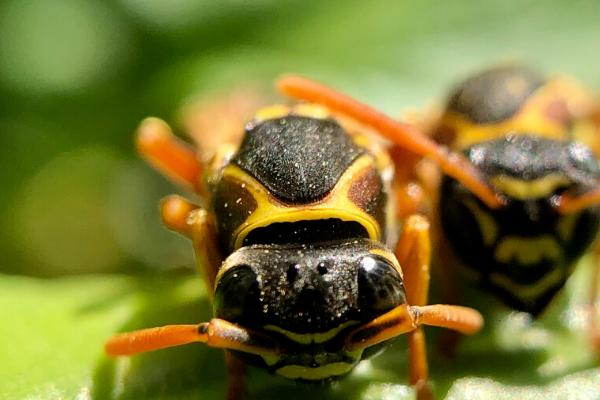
[213,239,406,336]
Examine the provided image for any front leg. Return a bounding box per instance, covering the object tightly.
[225,352,247,400]
[160,195,222,298]
[395,214,433,399]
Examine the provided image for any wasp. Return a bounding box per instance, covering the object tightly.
[105,77,486,399]
[429,65,600,344]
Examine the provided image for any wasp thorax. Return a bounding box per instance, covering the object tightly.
[213,239,406,337]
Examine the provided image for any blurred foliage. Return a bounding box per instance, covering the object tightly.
[1,0,600,399]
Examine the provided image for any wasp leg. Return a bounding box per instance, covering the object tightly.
[160,194,198,236]
[394,214,432,398]
[276,74,504,210]
[225,352,247,400]
[434,236,463,358]
[136,117,203,193]
[160,196,222,297]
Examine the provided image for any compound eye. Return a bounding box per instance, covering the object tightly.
[214,265,261,325]
[357,255,406,320]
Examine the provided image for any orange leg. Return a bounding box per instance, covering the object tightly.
[225,352,247,400]
[396,215,483,398]
[395,215,432,398]
[136,117,203,194]
[276,75,504,210]
[160,195,222,297]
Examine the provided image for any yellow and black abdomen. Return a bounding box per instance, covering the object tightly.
[440,135,600,314]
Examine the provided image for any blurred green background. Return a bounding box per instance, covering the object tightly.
[1,0,600,399]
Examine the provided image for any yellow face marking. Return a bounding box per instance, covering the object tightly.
[264,321,359,345]
[464,198,498,247]
[276,362,357,380]
[219,155,382,251]
[490,266,564,301]
[494,235,562,265]
[490,174,570,201]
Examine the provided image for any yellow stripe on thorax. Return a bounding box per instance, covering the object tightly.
[223,155,381,250]
[444,79,576,150]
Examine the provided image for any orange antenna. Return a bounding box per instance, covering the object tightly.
[277,75,505,209]
[106,319,279,357]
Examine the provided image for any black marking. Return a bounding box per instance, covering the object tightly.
[214,239,405,334]
[287,263,300,283]
[233,116,364,204]
[447,65,545,124]
[242,219,369,247]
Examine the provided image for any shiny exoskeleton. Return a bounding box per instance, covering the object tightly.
[435,65,600,315]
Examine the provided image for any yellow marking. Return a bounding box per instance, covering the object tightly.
[494,235,562,265]
[254,104,292,122]
[490,174,570,201]
[276,362,357,380]
[490,267,564,301]
[442,78,577,150]
[219,155,382,251]
[464,198,498,246]
[264,321,359,345]
[254,103,332,124]
[557,214,578,242]
[292,103,331,119]
[260,354,281,367]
